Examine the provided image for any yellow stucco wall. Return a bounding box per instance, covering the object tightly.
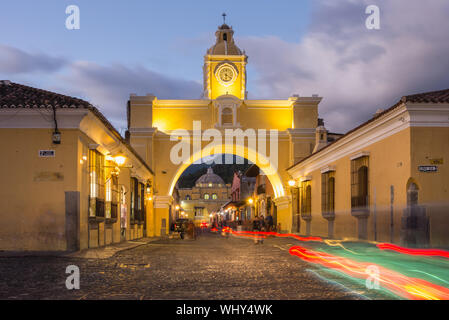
[292,128,412,242]
[0,129,78,250]
[410,126,449,246]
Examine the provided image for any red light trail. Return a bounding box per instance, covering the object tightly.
[377,243,449,259]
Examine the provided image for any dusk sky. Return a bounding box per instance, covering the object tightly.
[1,0,449,134]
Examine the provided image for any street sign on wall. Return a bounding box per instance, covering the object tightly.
[39,150,55,157]
[418,165,438,172]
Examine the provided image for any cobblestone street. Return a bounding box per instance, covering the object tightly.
[0,232,386,300]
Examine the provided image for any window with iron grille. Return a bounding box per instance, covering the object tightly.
[300,180,312,218]
[105,175,119,220]
[351,156,369,210]
[130,177,139,223]
[321,171,335,216]
[89,149,105,218]
[195,207,204,216]
[139,182,145,223]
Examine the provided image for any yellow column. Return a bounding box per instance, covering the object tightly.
[145,198,155,237]
[274,196,292,233]
[153,195,172,236]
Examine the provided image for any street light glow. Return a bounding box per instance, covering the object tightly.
[114,155,126,166]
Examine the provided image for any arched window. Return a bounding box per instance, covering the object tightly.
[185,195,191,200]
[222,107,233,125]
[212,193,218,200]
[301,180,312,218]
[305,185,312,215]
[358,166,368,207]
[204,193,210,200]
[328,177,335,213]
[407,182,419,206]
[351,156,369,210]
[321,171,335,219]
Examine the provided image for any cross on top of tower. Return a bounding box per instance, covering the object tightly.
[222,13,226,24]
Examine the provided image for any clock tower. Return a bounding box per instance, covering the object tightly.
[203,20,248,100]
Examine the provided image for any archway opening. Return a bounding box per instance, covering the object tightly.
[168,144,285,199]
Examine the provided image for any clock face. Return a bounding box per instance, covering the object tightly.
[219,67,234,82]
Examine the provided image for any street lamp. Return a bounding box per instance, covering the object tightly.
[248,198,254,204]
[288,179,296,187]
[114,155,126,166]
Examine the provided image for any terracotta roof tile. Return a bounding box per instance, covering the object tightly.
[402,88,449,103]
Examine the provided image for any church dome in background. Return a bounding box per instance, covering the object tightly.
[195,167,225,187]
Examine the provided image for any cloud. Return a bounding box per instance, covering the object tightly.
[60,61,202,130]
[0,45,67,74]
[241,0,449,133]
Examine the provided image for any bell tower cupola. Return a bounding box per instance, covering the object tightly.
[203,14,248,100]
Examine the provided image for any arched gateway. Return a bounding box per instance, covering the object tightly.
[127,22,322,236]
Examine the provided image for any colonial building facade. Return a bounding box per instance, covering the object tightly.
[176,167,231,225]
[0,81,154,251]
[287,89,449,247]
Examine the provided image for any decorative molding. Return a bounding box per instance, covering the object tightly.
[350,151,370,160]
[300,176,312,182]
[273,195,291,209]
[320,165,336,174]
[288,102,449,178]
[154,195,173,208]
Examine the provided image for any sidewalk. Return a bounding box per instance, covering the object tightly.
[65,237,162,259]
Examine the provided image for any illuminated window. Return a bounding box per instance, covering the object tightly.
[195,207,204,217]
[204,193,210,200]
[185,195,191,200]
[212,193,218,200]
[89,149,105,218]
[105,176,119,220]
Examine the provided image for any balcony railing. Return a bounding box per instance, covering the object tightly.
[96,198,105,218]
[111,203,118,220]
[351,195,368,208]
[257,184,266,195]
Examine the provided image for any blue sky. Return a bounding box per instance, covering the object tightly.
[0,1,311,87]
[1,1,449,133]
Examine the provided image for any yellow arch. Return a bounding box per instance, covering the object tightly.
[168,144,285,198]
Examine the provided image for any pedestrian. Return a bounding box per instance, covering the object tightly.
[252,217,263,244]
[265,214,273,232]
[180,222,186,240]
[260,215,266,231]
